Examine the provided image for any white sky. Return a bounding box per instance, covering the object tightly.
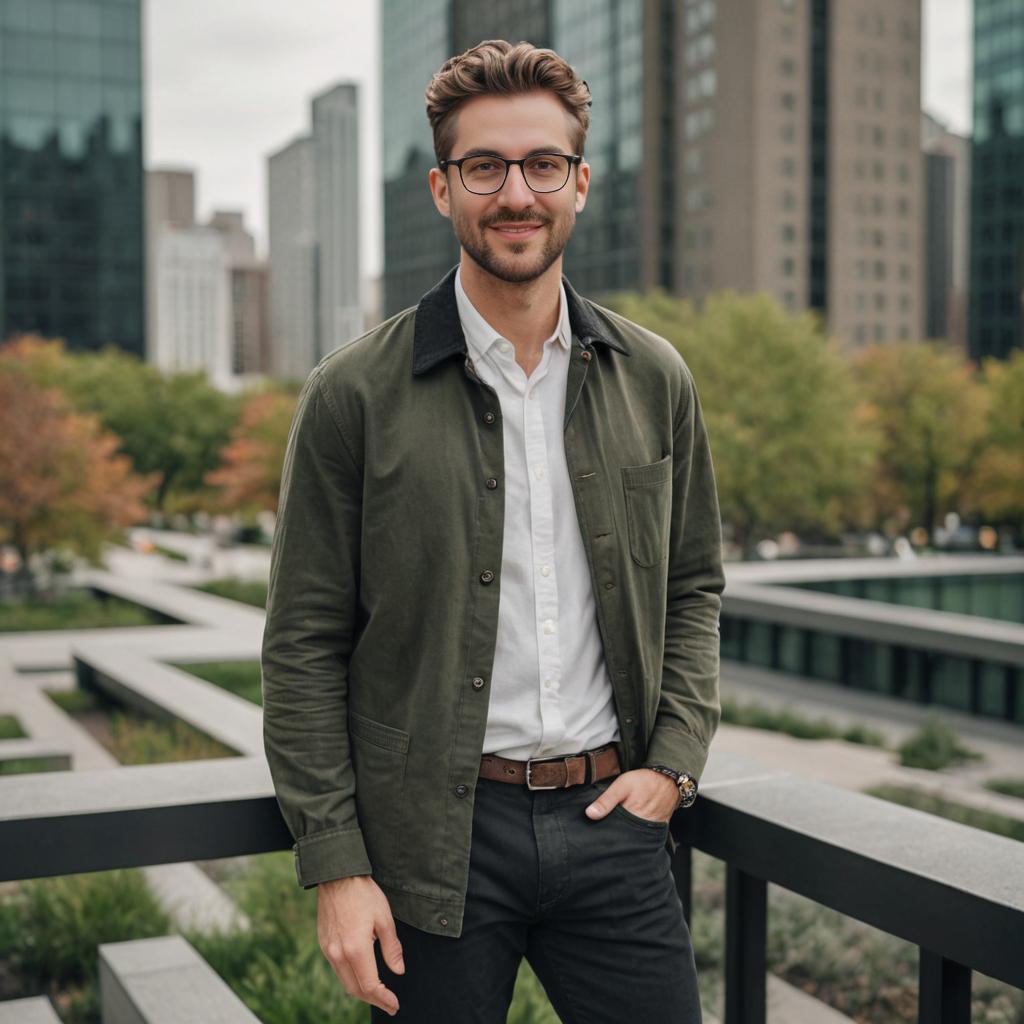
[144,0,972,276]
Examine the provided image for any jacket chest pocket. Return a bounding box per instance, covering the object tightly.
[620,454,673,568]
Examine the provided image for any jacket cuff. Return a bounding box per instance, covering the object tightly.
[293,826,373,889]
[643,724,711,785]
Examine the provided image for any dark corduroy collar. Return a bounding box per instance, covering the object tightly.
[411,264,630,375]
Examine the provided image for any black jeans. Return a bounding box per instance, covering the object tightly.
[372,775,702,1023]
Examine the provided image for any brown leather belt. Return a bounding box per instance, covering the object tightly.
[479,743,622,790]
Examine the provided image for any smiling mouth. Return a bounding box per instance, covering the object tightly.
[490,223,544,236]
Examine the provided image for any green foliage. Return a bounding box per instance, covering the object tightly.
[0,757,63,776]
[0,714,26,739]
[974,349,1024,530]
[46,688,103,714]
[896,715,983,771]
[195,577,268,608]
[107,712,237,765]
[0,590,159,632]
[603,290,877,551]
[720,699,887,746]
[0,869,170,1019]
[983,777,1024,800]
[151,543,188,562]
[865,785,1024,843]
[180,661,263,705]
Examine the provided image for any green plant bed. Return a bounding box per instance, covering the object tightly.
[897,714,983,770]
[983,777,1024,800]
[720,699,887,747]
[44,688,236,764]
[865,784,1024,843]
[0,714,26,740]
[0,591,164,632]
[179,661,263,705]
[0,757,64,776]
[195,578,268,609]
[0,868,171,1023]
[152,543,188,562]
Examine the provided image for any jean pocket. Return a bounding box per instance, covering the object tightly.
[620,454,672,568]
[610,801,670,834]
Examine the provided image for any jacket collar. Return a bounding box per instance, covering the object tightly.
[411,264,630,375]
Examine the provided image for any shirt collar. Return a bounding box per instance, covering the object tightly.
[455,264,571,362]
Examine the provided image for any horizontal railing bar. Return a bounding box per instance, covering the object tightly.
[0,752,1021,989]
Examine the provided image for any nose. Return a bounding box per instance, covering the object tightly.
[496,162,535,209]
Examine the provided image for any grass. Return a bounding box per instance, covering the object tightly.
[0,714,26,740]
[720,698,887,747]
[178,661,262,706]
[865,784,1024,843]
[152,543,188,562]
[0,591,162,632]
[896,714,984,770]
[45,688,236,764]
[0,869,171,1023]
[983,777,1024,800]
[194,578,268,609]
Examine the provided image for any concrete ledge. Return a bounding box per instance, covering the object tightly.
[0,737,71,771]
[99,935,260,1023]
[0,996,62,1023]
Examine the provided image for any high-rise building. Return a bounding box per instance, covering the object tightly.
[312,83,362,357]
[678,0,924,347]
[268,136,318,381]
[381,0,925,347]
[267,83,360,379]
[0,0,145,355]
[968,0,1024,361]
[922,112,970,349]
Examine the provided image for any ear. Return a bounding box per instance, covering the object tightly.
[574,159,590,215]
[428,166,452,220]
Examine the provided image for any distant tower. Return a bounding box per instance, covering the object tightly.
[0,0,145,355]
[968,0,1024,361]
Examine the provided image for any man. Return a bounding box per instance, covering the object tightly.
[262,40,724,1023]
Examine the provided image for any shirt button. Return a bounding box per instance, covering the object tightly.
[471,676,485,690]
[534,465,545,480]
[480,570,495,585]
[540,564,551,577]
[498,341,512,354]
[454,783,469,797]
[543,619,556,635]
[483,411,496,424]
[485,477,498,489]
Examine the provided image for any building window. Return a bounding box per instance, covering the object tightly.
[782,223,796,242]
[782,257,795,276]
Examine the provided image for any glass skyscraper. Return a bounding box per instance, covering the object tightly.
[0,0,145,356]
[968,0,1024,361]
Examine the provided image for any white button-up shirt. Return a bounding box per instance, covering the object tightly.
[455,266,620,760]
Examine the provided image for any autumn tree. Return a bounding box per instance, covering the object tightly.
[973,349,1024,534]
[205,389,298,514]
[2,335,239,510]
[0,368,156,577]
[849,341,988,538]
[606,290,878,553]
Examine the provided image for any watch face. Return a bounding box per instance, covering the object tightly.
[679,775,698,807]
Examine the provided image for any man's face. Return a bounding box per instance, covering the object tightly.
[428,91,590,284]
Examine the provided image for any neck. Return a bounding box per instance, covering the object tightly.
[459,253,563,352]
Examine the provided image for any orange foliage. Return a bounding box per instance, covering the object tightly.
[0,368,157,561]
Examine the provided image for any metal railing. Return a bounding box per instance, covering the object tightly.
[1,750,1022,1024]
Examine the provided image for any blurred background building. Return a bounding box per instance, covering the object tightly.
[968,0,1024,361]
[380,0,929,350]
[267,81,361,380]
[0,0,145,356]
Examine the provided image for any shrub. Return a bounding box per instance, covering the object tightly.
[897,715,983,771]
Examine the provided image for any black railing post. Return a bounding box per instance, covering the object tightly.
[919,948,971,1023]
[725,865,766,1024]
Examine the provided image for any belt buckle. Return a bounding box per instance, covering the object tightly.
[525,754,571,791]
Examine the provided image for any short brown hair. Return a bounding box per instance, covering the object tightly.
[425,39,591,164]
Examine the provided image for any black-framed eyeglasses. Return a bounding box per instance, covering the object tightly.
[439,152,582,195]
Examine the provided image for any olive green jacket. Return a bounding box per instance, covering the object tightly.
[261,265,724,938]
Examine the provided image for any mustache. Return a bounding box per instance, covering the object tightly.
[480,211,551,228]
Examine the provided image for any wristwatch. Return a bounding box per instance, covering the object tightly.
[643,764,698,809]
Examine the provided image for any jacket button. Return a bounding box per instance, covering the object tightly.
[485,477,498,489]
[479,569,495,584]
[439,916,449,927]
[483,411,496,424]
[471,676,485,690]
[454,783,469,797]
[581,350,592,362]
[604,581,615,590]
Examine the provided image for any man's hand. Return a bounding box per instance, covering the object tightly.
[584,768,680,823]
[317,875,404,1017]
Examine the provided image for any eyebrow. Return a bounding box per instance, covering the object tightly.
[456,146,572,159]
